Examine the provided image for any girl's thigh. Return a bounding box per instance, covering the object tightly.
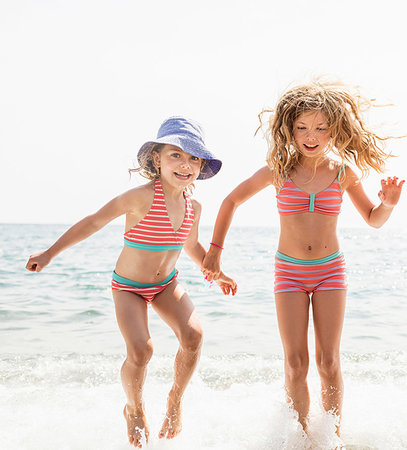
[152,280,202,338]
[112,289,150,345]
[275,291,310,354]
[311,289,346,353]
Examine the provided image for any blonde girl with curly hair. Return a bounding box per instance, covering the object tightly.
[202,81,404,437]
[26,116,236,448]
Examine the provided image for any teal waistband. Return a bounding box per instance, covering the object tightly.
[112,268,177,288]
[124,238,183,251]
[276,250,343,265]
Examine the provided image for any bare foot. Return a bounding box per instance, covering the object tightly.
[158,397,182,440]
[123,404,149,448]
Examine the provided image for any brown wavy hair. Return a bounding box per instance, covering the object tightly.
[129,143,163,181]
[258,79,394,188]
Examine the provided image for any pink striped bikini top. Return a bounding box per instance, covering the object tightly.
[276,166,344,216]
[124,178,194,251]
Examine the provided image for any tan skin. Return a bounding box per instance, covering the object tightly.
[26,145,237,448]
[202,111,404,435]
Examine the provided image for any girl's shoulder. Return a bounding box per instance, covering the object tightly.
[123,180,154,198]
[336,162,360,191]
[188,196,202,217]
[120,181,155,213]
[255,165,276,184]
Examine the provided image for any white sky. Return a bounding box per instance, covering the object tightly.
[1,0,406,228]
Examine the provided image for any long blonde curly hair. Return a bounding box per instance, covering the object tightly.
[259,80,393,188]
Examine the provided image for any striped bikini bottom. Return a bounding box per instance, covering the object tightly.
[274,250,347,294]
[111,269,178,303]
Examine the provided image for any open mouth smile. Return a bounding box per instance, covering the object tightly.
[304,144,318,150]
[174,172,192,180]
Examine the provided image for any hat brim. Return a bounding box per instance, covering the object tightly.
[137,136,222,180]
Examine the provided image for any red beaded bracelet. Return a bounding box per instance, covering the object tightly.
[210,242,224,250]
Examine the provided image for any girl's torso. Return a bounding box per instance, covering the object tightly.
[276,160,344,259]
[115,178,194,283]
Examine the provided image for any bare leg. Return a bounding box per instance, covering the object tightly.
[113,290,152,448]
[275,291,311,431]
[312,289,346,436]
[152,280,203,439]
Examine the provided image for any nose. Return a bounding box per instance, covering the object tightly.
[305,130,317,140]
[179,156,191,167]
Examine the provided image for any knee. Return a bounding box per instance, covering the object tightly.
[126,340,153,367]
[285,354,309,382]
[316,353,341,380]
[180,326,203,353]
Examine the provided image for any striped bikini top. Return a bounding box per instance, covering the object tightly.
[124,178,194,251]
[276,166,344,216]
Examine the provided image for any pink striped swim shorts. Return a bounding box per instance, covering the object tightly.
[274,250,347,294]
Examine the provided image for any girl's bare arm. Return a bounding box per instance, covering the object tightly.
[344,167,405,228]
[183,199,206,266]
[184,199,237,295]
[26,188,144,272]
[202,166,274,280]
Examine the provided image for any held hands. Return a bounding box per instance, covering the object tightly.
[26,250,52,273]
[215,271,237,296]
[201,248,222,282]
[378,176,405,208]
[201,246,237,296]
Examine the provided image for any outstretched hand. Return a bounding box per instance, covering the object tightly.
[26,251,51,272]
[378,176,405,207]
[215,271,237,296]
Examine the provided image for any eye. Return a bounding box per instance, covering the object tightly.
[317,128,328,132]
[191,156,200,161]
[171,152,180,158]
[296,126,306,130]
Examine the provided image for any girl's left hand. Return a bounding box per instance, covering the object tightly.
[378,176,405,207]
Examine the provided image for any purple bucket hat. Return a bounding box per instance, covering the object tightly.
[137,116,222,180]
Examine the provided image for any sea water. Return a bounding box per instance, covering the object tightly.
[1,224,406,449]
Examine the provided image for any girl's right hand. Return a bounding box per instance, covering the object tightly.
[201,250,222,281]
[26,251,52,272]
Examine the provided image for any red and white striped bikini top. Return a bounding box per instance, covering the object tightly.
[276,166,344,216]
[124,178,195,251]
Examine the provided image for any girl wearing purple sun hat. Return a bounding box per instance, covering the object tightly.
[26,116,236,448]
[136,115,222,180]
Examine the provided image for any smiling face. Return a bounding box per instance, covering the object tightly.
[292,110,331,160]
[154,145,202,185]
